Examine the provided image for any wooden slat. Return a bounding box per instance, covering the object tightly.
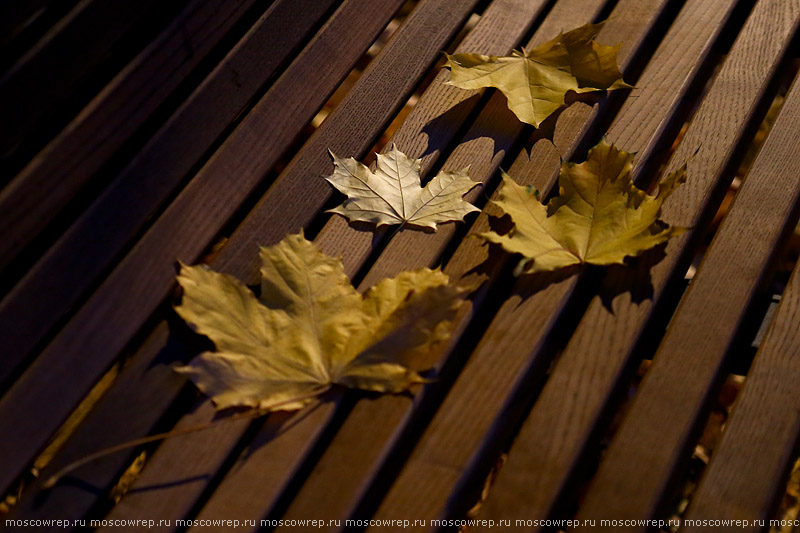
[275,0,612,527]
[23,0,484,520]
[0,0,260,277]
[5,0,340,524]
[0,0,75,49]
[367,0,741,526]
[0,0,340,389]
[193,1,609,528]
[5,329,192,529]
[0,0,405,496]
[572,73,800,532]
[0,1,49,44]
[182,403,341,533]
[102,401,338,529]
[4,2,796,529]
[682,242,800,529]
[209,0,544,282]
[102,0,549,525]
[307,0,689,277]
[476,0,800,528]
[0,0,164,162]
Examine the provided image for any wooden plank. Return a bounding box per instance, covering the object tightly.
[5,328,191,529]
[0,0,340,389]
[17,0,484,518]
[274,0,612,527]
[0,1,47,42]
[0,0,164,162]
[101,400,338,529]
[0,0,405,497]
[195,0,605,530]
[307,0,690,277]
[572,74,800,532]
[0,0,260,276]
[475,0,800,528]
[366,0,745,526]
[0,0,75,48]
[6,0,339,518]
[209,0,545,283]
[682,248,800,529]
[102,0,549,524]
[182,402,340,533]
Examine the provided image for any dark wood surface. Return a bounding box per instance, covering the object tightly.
[573,47,800,531]
[683,220,800,530]
[478,0,800,529]
[0,0,167,164]
[103,0,553,526]
[0,0,334,385]
[0,0,406,496]
[0,0,260,276]
[3,0,800,529]
[372,0,745,526]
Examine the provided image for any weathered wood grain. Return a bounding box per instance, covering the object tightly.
[107,0,551,526]
[0,0,260,277]
[4,328,193,530]
[216,0,547,282]
[0,0,163,161]
[24,0,483,521]
[476,0,800,529]
[102,400,339,531]
[368,0,740,527]
[275,0,611,528]
[572,66,800,532]
[0,0,340,389]
[682,240,800,530]
[0,0,405,496]
[5,0,799,529]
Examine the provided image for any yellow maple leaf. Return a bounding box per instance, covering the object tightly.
[325,144,480,229]
[478,140,687,274]
[444,21,631,127]
[174,233,467,411]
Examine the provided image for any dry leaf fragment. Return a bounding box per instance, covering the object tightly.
[175,233,468,412]
[445,21,631,127]
[478,140,687,274]
[325,144,480,229]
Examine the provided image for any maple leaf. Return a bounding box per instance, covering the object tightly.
[174,233,467,412]
[325,144,480,229]
[444,21,631,127]
[478,140,687,274]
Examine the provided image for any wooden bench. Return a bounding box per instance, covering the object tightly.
[2,0,800,530]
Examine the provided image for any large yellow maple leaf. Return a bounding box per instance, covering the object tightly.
[479,140,687,274]
[445,21,631,127]
[174,233,467,411]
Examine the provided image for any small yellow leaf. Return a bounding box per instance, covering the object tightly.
[174,233,468,412]
[445,21,631,127]
[325,144,480,229]
[478,140,687,274]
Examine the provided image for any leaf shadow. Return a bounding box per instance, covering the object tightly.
[149,322,213,370]
[150,280,217,370]
[30,477,105,508]
[120,474,211,495]
[512,265,583,303]
[419,95,483,160]
[564,89,605,108]
[463,212,668,308]
[596,244,667,313]
[420,88,607,158]
[237,401,325,460]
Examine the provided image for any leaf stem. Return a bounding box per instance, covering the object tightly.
[42,386,331,489]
